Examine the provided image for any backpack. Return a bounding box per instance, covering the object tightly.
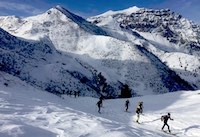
[135,106,140,114]
[125,100,129,106]
[161,116,164,121]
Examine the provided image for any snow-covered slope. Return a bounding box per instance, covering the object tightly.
[88,7,200,54]
[0,72,199,137]
[0,5,198,97]
[0,27,194,97]
[0,28,103,97]
[0,5,107,51]
[88,6,200,89]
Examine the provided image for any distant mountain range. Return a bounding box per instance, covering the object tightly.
[0,5,199,98]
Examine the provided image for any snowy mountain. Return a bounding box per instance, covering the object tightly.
[0,27,109,97]
[88,7,200,55]
[88,6,200,89]
[0,5,199,98]
[0,71,200,137]
[0,5,107,50]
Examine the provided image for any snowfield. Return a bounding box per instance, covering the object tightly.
[0,72,199,137]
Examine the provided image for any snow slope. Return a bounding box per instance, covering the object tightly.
[0,72,199,137]
[88,7,200,89]
[0,5,107,50]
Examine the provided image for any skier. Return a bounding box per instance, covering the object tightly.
[74,91,77,98]
[125,99,130,112]
[99,96,104,107]
[77,91,80,97]
[96,100,102,113]
[66,90,69,95]
[69,91,72,97]
[135,101,143,123]
[161,113,174,133]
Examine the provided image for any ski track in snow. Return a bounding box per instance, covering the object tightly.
[0,73,200,137]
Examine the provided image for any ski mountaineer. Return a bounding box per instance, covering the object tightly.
[74,91,77,98]
[161,113,174,133]
[125,99,130,112]
[96,100,102,113]
[99,96,104,107]
[135,101,143,123]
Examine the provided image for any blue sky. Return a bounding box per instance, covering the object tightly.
[0,0,199,23]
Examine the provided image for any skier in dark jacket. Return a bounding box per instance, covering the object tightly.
[135,101,143,123]
[125,99,130,112]
[96,100,102,113]
[74,91,77,98]
[138,101,143,114]
[69,91,72,97]
[161,113,174,133]
[77,91,80,97]
[99,96,104,107]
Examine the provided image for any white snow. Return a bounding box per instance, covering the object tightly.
[0,7,200,137]
[160,52,200,85]
[95,6,140,17]
[88,7,200,90]
[136,31,181,52]
[1,5,199,94]
[0,72,200,137]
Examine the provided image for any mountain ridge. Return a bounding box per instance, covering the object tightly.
[88,6,200,90]
[0,5,199,98]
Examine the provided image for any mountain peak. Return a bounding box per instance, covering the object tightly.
[55,5,64,9]
[45,5,72,17]
[46,5,87,23]
[121,6,140,14]
[95,6,141,17]
[46,5,108,35]
[53,5,72,15]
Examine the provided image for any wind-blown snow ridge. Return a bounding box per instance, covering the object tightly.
[53,5,108,36]
[96,6,141,17]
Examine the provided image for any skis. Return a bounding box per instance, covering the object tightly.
[124,110,131,113]
[162,130,179,137]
